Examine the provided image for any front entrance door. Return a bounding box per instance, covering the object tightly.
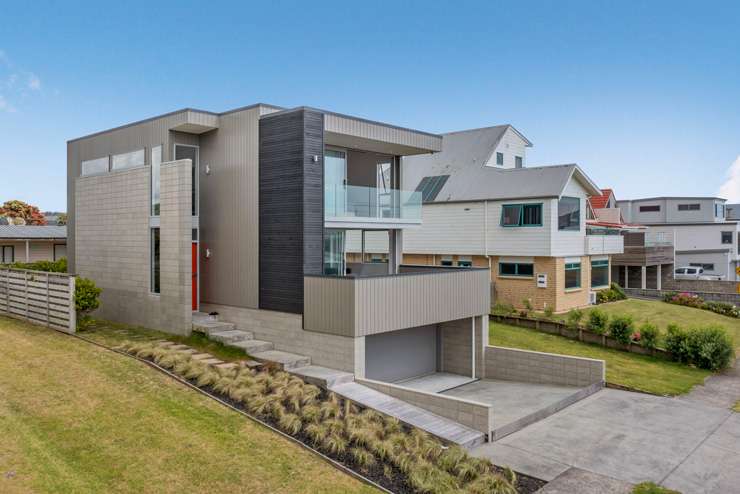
[191,242,198,311]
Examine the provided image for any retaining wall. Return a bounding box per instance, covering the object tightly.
[484,345,604,387]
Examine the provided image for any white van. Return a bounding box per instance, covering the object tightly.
[674,266,722,281]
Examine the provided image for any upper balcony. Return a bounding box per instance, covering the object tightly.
[325,184,422,229]
[303,266,491,337]
[611,231,674,266]
[585,231,624,255]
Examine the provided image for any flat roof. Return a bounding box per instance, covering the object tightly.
[617,196,727,202]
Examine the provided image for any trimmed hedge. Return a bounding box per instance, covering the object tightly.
[664,324,734,371]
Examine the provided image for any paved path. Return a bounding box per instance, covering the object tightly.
[680,358,740,410]
[473,389,740,494]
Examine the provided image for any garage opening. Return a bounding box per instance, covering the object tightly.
[365,325,439,383]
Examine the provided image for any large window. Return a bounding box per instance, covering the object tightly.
[501,203,542,227]
[81,156,109,176]
[558,197,581,231]
[150,228,160,294]
[721,231,733,244]
[591,259,609,288]
[678,203,700,211]
[151,145,162,216]
[565,262,581,289]
[1,245,14,263]
[499,262,534,277]
[639,205,660,212]
[111,149,145,171]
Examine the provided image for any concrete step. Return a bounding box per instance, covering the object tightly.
[192,319,236,336]
[209,329,254,344]
[230,339,275,354]
[290,365,354,388]
[251,350,311,370]
[330,382,486,448]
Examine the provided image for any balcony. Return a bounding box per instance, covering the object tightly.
[612,232,674,266]
[324,184,422,229]
[303,266,490,337]
[585,233,624,255]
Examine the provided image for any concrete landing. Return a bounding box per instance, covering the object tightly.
[331,381,485,448]
[396,372,477,393]
[290,365,354,388]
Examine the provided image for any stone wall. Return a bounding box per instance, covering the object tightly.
[74,160,192,334]
[484,345,605,387]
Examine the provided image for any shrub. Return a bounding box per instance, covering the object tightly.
[543,305,555,320]
[702,301,740,319]
[665,324,735,370]
[492,302,516,316]
[662,291,678,303]
[639,322,660,350]
[587,309,609,335]
[609,315,634,345]
[596,282,627,304]
[7,257,67,273]
[566,309,584,329]
[610,282,626,299]
[666,292,704,309]
[74,277,102,328]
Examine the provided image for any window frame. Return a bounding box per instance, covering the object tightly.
[558,196,581,231]
[151,144,163,216]
[500,203,543,227]
[721,231,733,244]
[111,148,146,171]
[565,262,582,289]
[80,156,110,176]
[678,203,700,211]
[496,152,504,166]
[498,262,534,278]
[590,259,610,288]
[639,205,661,212]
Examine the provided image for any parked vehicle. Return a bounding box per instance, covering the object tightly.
[674,266,722,281]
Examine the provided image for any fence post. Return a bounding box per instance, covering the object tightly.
[46,272,50,328]
[68,276,76,334]
[24,271,29,320]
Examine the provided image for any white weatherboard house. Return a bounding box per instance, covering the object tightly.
[618,197,740,281]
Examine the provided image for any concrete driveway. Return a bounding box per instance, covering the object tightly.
[472,389,740,493]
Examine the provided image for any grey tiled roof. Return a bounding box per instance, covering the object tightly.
[0,225,67,239]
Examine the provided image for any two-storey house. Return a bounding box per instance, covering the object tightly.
[618,197,740,281]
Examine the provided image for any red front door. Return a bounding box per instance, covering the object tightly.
[192,242,198,311]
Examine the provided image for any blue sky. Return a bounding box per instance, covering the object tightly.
[1,0,739,211]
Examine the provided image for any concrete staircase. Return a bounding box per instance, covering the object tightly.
[191,312,486,447]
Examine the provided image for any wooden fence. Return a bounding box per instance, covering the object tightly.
[0,268,76,333]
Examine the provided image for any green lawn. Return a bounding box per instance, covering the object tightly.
[579,299,740,349]
[0,315,376,494]
[490,321,711,396]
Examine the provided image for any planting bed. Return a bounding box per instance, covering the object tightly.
[118,340,545,494]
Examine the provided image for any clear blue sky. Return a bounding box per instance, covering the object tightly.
[2,0,739,211]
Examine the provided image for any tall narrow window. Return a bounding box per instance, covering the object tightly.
[1,245,14,263]
[174,145,199,216]
[151,145,162,216]
[151,228,160,294]
[496,152,504,166]
[565,262,582,289]
[558,197,581,231]
[591,259,609,288]
[515,156,523,168]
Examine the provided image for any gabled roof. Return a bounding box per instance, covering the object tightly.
[588,189,615,209]
[0,225,67,239]
[403,127,599,203]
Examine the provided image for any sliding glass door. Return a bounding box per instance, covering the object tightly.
[325,149,347,217]
[323,230,346,276]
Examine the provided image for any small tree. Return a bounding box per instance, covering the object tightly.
[0,200,47,225]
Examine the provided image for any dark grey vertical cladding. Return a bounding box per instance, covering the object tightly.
[259,109,324,313]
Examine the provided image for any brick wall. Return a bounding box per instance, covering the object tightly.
[484,346,605,387]
[74,160,192,334]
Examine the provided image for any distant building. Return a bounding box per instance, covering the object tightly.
[727,203,740,221]
[0,225,67,264]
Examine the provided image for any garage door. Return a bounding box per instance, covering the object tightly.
[365,325,438,383]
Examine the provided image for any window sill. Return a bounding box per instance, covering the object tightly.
[564,287,582,293]
[591,285,609,290]
[498,275,534,280]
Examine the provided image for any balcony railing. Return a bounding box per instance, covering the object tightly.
[325,184,422,224]
[303,266,490,337]
[585,234,624,255]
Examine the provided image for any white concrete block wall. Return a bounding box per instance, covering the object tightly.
[484,346,604,387]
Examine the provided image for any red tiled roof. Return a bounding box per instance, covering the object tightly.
[588,188,614,210]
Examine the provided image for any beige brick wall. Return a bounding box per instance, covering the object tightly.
[484,345,605,387]
[74,161,192,334]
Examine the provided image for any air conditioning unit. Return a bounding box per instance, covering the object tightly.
[589,292,597,305]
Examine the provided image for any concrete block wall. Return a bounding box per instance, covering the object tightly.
[74,160,192,334]
[356,378,493,435]
[201,303,360,373]
[439,315,488,378]
[484,346,605,387]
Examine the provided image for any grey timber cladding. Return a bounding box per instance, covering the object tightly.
[259,109,324,313]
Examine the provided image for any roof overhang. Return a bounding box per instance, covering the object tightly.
[169,110,220,134]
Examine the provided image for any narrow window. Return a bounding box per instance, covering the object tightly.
[53,244,66,261]
[522,204,542,226]
[151,145,162,216]
[558,197,581,231]
[80,156,109,176]
[151,228,160,294]
[591,259,609,288]
[496,152,504,166]
[639,205,660,212]
[678,203,700,211]
[721,231,732,244]
[111,149,145,171]
[1,245,14,263]
[565,262,581,289]
[515,156,523,168]
[174,145,199,216]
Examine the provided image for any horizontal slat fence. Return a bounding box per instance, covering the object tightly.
[0,268,76,333]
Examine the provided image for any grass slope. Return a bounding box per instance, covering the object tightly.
[490,322,710,396]
[581,299,740,349]
[0,315,376,494]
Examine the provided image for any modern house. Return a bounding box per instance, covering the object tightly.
[587,189,674,290]
[345,126,624,312]
[618,197,740,281]
[66,104,491,382]
[0,225,67,264]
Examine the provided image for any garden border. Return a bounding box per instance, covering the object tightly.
[490,314,672,359]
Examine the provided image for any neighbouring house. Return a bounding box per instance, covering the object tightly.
[618,197,740,281]
[587,189,674,290]
[0,225,67,264]
[345,126,624,313]
[727,203,740,221]
[66,104,491,381]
